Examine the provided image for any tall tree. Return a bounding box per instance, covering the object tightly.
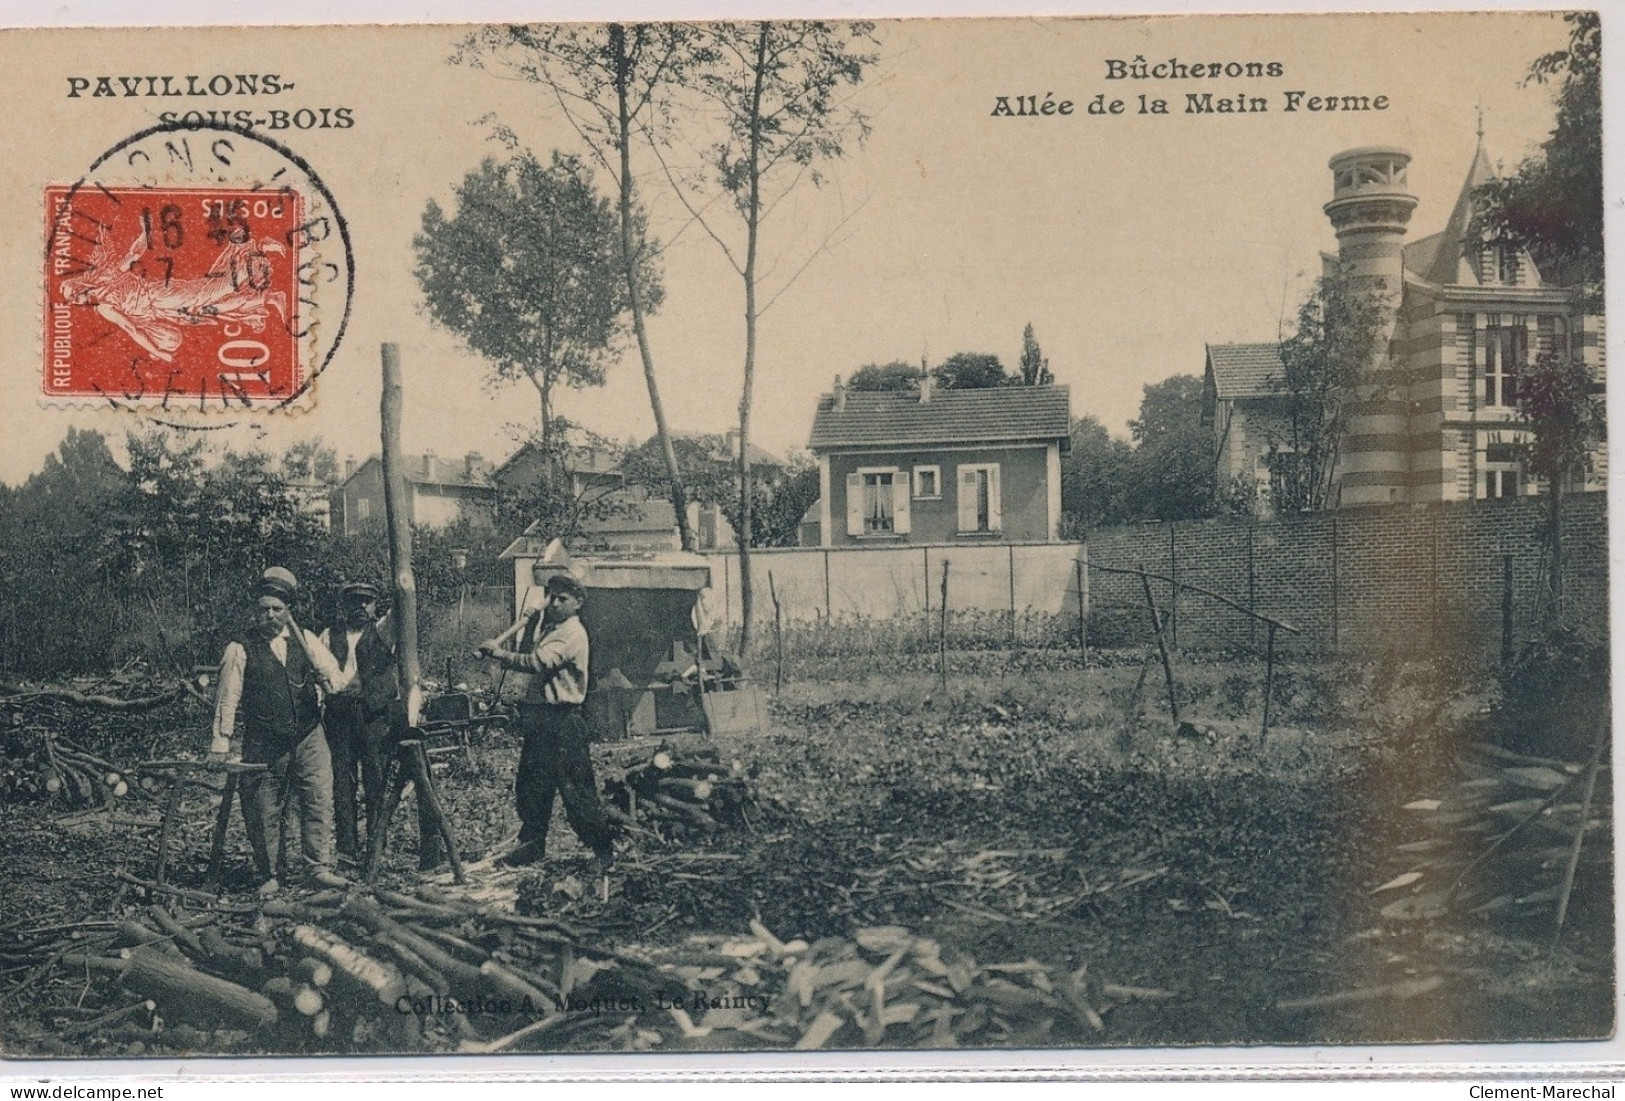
[1019,323,1053,385]
[414,151,657,478]
[1470,12,1602,308]
[455,24,700,550]
[682,20,879,652]
[933,352,1014,390]
[1127,375,1216,521]
[1271,265,1389,512]
[847,360,923,391]
[1060,415,1135,535]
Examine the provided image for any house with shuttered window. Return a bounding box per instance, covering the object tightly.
[805,378,1071,546]
[1203,137,1605,517]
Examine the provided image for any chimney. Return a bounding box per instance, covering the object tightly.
[422,451,436,478]
[725,429,741,459]
[833,374,846,413]
[344,457,357,479]
[920,374,933,403]
[465,451,483,477]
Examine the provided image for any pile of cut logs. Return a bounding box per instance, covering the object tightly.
[40,732,131,808]
[28,883,683,1055]
[600,743,756,835]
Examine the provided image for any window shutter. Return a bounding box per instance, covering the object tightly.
[987,465,1002,531]
[957,467,978,531]
[892,469,911,535]
[846,473,864,536]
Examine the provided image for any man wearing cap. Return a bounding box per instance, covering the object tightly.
[478,573,615,870]
[319,582,440,868]
[210,566,353,893]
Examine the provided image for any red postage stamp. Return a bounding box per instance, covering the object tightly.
[44,185,305,405]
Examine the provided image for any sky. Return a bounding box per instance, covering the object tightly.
[0,7,1590,485]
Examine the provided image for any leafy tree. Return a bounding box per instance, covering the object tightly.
[682,20,879,652]
[933,352,1014,390]
[1127,375,1216,521]
[280,437,340,484]
[618,433,813,548]
[1470,12,1602,307]
[847,360,923,391]
[751,458,821,548]
[1019,323,1053,385]
[493,424,633,546]
[0,429,126,672]
[414,151,659,469]
[455,24,700,550]
[1060,415,1135,536]
[1515,352,1605,627]
[1271,265,1389,512]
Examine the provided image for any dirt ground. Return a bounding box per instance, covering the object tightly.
[0,647,1613,1053]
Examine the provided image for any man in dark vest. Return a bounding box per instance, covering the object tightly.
[209,567,353,894]
[320,582,442,869]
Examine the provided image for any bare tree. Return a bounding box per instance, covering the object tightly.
[674,20,879,652]
[455,24,701,550]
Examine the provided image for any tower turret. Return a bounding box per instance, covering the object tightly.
[1324,146,1418,307]
[1325,146,1418,507]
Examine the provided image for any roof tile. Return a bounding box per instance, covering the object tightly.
[808,386,1071,450]
[1206,344,1283,400]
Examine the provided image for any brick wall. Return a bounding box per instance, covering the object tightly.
[1085,491,1608,656]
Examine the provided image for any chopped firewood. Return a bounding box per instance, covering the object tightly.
[119,946,278,1031]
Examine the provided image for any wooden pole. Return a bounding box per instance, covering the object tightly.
[1075,558,1088,674]
[768,570,784,694]
[1138,569,1179,727]
[1007,543,1017,644]
[379,344,465,883]
[1553,718,1608,942]
[380,343,422,729]
[938,560,950,696]
[207,772,238,882]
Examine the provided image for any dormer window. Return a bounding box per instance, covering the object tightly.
[1496,244,1520,286]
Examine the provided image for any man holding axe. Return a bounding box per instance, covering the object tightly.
[209,566,353,894]
[478,573,615,871]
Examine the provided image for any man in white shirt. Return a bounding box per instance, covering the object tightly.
[479,572,614,870]
[210,566,352,894]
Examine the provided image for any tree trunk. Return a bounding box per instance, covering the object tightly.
[734,23,770,657]
[381,344,423,726]
[612,24,695,553]
[527,370,556,495]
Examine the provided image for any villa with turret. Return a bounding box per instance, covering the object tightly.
[1204,138,1606,515]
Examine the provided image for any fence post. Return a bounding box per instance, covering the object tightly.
[1430,512,1441,648]
[1501,553,1515,668]
[1168,523,1179,650]
[768,570,784,694]
[1331,516,1340,653]
[823,549,831,621]
[1138,568,1179,727]
[1260,621,1278,743]
[922,547,932,650]
[1007,544,1017,644]
[1075,557,1088,677]
[938,559,950,696]
[1246,518,1257,647]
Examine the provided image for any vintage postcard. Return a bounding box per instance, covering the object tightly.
[0,7,1614,1076]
